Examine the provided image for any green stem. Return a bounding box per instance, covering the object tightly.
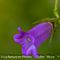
[32,0,60,24]
[54,0,59,18]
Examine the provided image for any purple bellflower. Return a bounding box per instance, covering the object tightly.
[13,22,53,58]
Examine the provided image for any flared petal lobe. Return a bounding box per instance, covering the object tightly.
[22,34,35,55]
[13,34,24,44]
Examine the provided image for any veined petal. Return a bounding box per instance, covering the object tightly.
[28,22,53,47]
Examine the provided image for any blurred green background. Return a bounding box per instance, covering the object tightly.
[0,0,60,60]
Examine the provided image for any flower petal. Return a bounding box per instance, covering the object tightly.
[28,22,53,47]
[13,34,24,44]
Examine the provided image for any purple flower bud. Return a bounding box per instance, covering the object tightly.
[13,22,53,58]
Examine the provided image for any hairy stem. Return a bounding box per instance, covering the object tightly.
[54,0,59,18]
